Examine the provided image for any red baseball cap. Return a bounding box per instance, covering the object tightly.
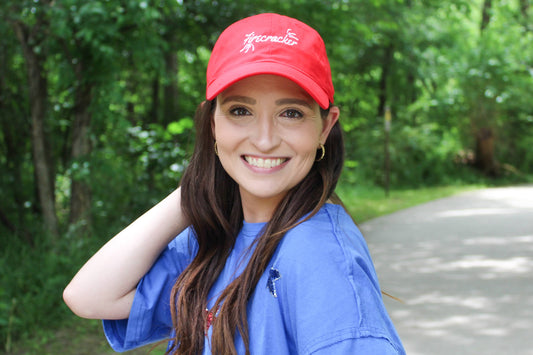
[206,13,334,109]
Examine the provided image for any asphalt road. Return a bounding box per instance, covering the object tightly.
[361,185,533,355]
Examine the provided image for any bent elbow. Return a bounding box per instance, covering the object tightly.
[62,283,97,319]
[63,282,134,320]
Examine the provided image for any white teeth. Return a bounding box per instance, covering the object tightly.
[245,156,285,168]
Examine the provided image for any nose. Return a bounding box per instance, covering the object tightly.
[250,115,281,152]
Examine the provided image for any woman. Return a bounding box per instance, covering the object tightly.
[64,13,405,354]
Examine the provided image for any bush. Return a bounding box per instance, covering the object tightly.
[342,121,470,188]
[0,228,97,351]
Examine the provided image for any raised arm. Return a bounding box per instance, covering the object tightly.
[63,188,187,320]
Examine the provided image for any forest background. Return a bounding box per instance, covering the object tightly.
[1,0,532,353]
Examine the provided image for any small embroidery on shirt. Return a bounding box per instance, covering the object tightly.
[204,306,220,336]
[267,268,281,298]
[240,29,299,53]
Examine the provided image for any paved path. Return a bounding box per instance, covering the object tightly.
[360,186,533,355]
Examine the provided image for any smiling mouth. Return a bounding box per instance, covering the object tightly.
[243,156,288,169]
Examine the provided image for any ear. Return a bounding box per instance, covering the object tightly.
[319,106,340,144]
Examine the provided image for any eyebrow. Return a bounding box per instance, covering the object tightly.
[221,96,257,105]
[275,98,313,109]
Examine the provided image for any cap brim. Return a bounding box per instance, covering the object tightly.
[206,62,330,109]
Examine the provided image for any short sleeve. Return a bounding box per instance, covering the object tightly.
[103,230,197,352]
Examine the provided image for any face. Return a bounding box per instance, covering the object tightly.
[212,75,339,222]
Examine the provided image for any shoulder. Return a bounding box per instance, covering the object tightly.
[285,203,363,245]
[275,204,373,273]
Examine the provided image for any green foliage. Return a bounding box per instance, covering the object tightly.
[88,118,193,236]
[0,230,91,351]
[389,123,463,185]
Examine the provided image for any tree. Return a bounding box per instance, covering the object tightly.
[0,19,30,240]
[7,0,59,238]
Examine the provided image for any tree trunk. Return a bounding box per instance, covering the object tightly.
[69,61,93,228]
[480,0,493,31]
[162,51,178,126]
[377,44,394,118]
[519,0,529,18]
[0,38,30,241]
[472,0,499,177]
[12,20,59,239]
[0,102,30,241]
[474,127,498,175]
[519,0,530,31]
[148,76,160,125]
[126,71,138,125]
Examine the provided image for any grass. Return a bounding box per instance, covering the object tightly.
[10,317,168,355]
[336,183,483,223]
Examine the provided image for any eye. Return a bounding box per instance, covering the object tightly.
[280,109,303,119]
[229,107,251,116]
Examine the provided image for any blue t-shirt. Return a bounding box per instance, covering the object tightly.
[103,204,405,354]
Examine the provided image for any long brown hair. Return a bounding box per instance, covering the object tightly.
[168,99,344,354]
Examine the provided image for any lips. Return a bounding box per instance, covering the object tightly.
[243,156,288,169]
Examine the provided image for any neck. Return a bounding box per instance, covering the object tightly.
[239,188,285,223]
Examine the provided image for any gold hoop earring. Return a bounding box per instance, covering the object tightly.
[316,143,325,162]
[214,141,218,156]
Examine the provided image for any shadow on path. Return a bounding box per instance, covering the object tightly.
[361,186,533,355]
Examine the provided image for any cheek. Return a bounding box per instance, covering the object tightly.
[213,120,246,167]
[287,127,322,156]
[297,142,319,161]
[213,116,235,146]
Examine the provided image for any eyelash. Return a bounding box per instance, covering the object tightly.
[229,107,304,119]
[280,109,303,119]
[229,107,251,116]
